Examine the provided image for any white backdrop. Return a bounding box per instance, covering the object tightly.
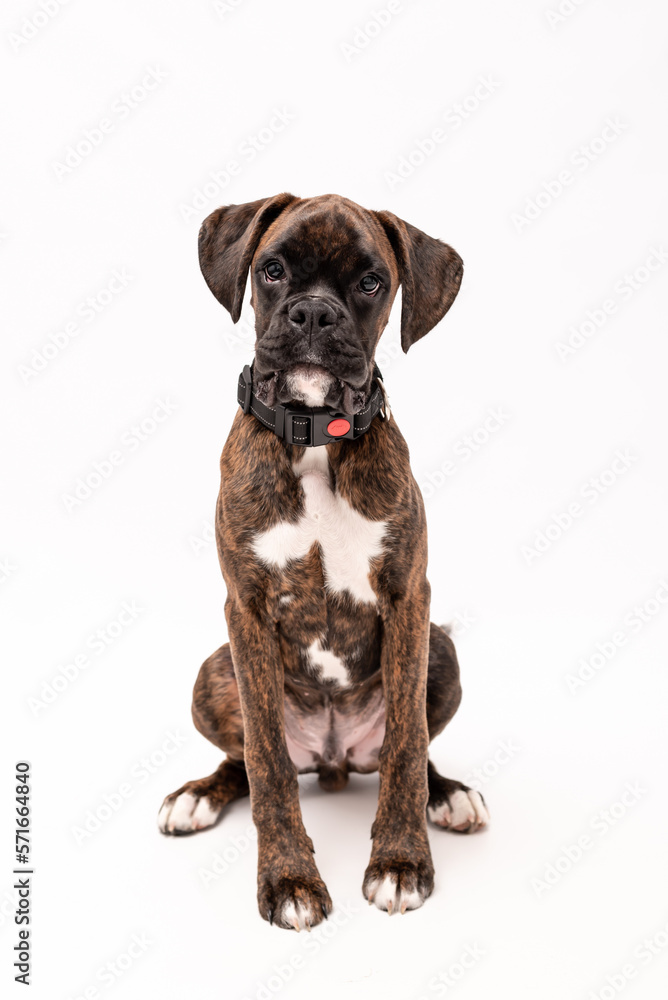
[3,1,668,998]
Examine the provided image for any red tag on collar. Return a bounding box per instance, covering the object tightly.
[326,418,351,437]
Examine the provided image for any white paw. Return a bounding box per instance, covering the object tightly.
[278,898,321,932]
[158,792,220,835]
[428,788,489,833]
[366,874,424,915]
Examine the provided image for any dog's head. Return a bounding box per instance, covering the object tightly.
[198,193,463,413]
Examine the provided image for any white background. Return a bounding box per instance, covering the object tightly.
[2,0,668,998]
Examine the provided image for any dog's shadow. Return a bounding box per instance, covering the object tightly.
[297,770,489,872]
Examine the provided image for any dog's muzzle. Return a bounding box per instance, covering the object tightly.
[255,294,368,400]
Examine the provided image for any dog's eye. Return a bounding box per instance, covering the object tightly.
[264,261,285,282]
[359,274,380,295]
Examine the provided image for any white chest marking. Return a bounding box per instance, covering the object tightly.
[307,638,349,685]
[252,447,386,605]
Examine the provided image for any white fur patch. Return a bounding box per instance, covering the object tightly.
[191,796,220,828]
[428,788,489,833]
[427,800,452,826]
[294,446,330,477]
[307,638,349,685]
[285,367,334,407]
[279,898,320,932]
[366,874,424,915]
[158,792,220,834]
[252,447,385,605]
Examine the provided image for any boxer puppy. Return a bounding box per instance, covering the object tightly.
[158,193,489,930]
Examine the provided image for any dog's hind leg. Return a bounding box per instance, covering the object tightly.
[425,623,489,834]
[158,758,249,835]
[158,643,249,835]
[426,762,489,833]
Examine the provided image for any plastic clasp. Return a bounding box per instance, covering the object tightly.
[275,407,357,446]
[312,409,356,446]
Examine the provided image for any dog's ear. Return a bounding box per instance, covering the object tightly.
[372,210,463,353]
[198,193,299,322]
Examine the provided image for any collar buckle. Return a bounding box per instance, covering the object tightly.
[376,376,391,422]
[312,409,355,446]
[274,406,356,447]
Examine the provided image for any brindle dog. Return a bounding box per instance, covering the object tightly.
[158,193,489,929]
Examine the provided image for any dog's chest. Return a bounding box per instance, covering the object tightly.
[251,447,386,687]
[252,447,386,606]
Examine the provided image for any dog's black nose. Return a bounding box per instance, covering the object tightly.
[287,298,337,338]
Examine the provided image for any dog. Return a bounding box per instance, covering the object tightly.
[158,193,489,930]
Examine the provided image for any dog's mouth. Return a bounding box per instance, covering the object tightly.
[255,363,368,414]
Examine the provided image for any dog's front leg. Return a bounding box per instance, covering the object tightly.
[226,601,332,931]
[363,582,434,914]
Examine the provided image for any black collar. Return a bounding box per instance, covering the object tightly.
[237,363,388,447]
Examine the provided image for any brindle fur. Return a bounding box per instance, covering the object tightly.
[159,194,485,929]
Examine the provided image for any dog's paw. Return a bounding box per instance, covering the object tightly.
[157,790,222,836]
[363,858,434,915]
[428,787,489,834]
[258,874,333,931]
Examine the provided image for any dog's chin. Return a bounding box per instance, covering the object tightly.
[255,364,367,414]
[284,364,335,407]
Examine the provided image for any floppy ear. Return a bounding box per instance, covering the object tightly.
[198,192,299,322]
[372,210,463,353]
